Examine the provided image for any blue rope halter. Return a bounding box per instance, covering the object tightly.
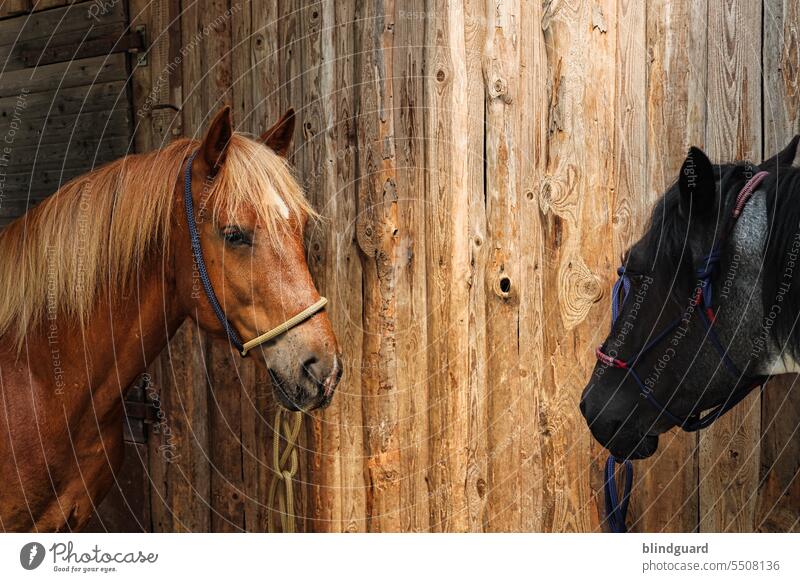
[184,151,246,353]
[597,170,769,533]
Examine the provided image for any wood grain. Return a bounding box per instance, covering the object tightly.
[757,0,800,533]
[700,0,763,533]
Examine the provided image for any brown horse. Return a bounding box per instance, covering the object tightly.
[0,107,341,531]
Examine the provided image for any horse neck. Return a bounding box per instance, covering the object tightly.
[25,253,183,400]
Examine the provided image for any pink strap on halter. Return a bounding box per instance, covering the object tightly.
[732,171,769,218]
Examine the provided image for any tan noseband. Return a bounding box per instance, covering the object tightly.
[240,297,328,356]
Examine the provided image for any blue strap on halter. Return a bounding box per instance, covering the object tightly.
[697,245,721,309]
[611,266,631,324]
[604,456,633,533]
[183,151,245,353]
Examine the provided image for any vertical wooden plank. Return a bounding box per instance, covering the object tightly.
[208,349,246,532]
[512,0,551,532]
[700,0,763,533]
[757,0,800,533]
[603,0,650,533]
[230,0,275,534]
[422,0,486,532]
[353,0,403,532]
[627,0,708,532]
[389,0,430,533]
[247,0,280,134]
[155,324,211,532]
[314,0,368,533]
[483,0,524,533]
[128,0,185,533]
[534,0,615,532]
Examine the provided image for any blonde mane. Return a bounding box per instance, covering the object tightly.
[0,133,312,345]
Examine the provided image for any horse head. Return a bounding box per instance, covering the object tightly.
[173,107,342,411]
[581,137,800,459]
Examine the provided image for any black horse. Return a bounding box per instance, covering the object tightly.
[581,136,800,460]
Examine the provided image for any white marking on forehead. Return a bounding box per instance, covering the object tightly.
[276,195,290,219]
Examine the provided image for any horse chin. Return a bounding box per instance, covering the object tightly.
[268,368,327,412]
[610,433,660,460]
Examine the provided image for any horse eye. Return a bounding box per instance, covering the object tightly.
[629,273,645,284]
[221,227,252,247]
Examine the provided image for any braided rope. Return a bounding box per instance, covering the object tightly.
[241,297,328,356]
[267,408,302,532]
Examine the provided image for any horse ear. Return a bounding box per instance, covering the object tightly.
[678,146,716,220]
[761,135,800,170]
[200,106,234,173]
[260,108,295,157]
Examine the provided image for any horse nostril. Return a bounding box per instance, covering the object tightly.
[301,356,321,383]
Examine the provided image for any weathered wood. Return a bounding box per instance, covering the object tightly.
[208,347,246,532]
[0,106,130,146]
[301,0,368,534]
[757,0,800,533]
[0,81,128,122]
[0,22,129,72]
[699,0,763,533]
[353,0,402,532]
[0,0,124,44]
[422,0,487,532]
[0,0,29,19]
[483,0,524,532]
[536,0,612,533]
[6,135,129,173]
[0,53,127,97]
[84,442,151,532]
[388,0,429,533]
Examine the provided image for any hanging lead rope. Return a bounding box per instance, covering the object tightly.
[604,456,633,533]
[267,408,302,532]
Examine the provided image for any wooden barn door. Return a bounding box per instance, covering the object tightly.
[0,0,137,227]
[0,0,145,530]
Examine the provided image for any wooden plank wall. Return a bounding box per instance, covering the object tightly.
[91,0,799,531]
[0,0,133,226]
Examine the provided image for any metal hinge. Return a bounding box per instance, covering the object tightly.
[123,374,159,445]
